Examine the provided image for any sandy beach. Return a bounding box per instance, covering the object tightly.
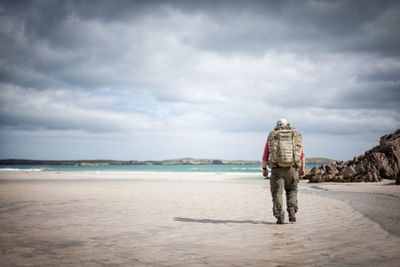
[1,171,400,266]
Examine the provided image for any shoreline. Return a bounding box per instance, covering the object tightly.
[0,171,261,182]
[1,170,397,182]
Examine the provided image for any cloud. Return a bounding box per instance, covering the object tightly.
[0,0,399,160]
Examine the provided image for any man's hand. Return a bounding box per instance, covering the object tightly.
[299,167,305,178]
[263,169,269,178]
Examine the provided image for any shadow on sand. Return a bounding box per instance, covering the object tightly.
[174,217,274,225]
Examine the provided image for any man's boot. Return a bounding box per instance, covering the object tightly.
[288,209,296,222]
[276,216,284,224]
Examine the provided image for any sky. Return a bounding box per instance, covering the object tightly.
[0,0,399,161]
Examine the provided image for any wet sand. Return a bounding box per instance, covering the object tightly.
[305,182,400,238]
[1,171,400,266]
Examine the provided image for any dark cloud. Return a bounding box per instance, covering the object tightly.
[343,83,400,110]
[176,0,400,57]
[357,68,400,83]
[2,0,400,54]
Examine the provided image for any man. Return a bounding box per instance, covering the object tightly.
[262,119,305,224]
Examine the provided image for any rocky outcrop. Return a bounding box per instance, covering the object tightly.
[305,129,400,183]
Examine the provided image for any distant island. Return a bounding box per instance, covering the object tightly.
[0,157,334,166]
[0,158,259,166]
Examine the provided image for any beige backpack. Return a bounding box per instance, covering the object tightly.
[267,125,302,168]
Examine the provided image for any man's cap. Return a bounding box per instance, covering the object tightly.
[276,118,288,127]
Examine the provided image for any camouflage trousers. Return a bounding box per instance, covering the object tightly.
[270,166,299,219]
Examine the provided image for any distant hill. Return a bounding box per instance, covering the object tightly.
[0,158,334,166]
[0,158,260,166]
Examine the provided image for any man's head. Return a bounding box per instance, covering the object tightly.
[276,118,288,127]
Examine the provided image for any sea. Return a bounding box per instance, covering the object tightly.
[0,164,320,173]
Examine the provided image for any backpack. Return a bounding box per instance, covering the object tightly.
[267,125,302,168]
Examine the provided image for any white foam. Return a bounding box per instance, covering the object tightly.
[0,168,43,172]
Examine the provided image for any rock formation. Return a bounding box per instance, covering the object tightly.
[305,129,400,183]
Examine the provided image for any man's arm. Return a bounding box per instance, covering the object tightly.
[262,141,269,177]
[299,148,306,177]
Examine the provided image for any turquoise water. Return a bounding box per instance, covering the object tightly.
[0,164,319,173]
